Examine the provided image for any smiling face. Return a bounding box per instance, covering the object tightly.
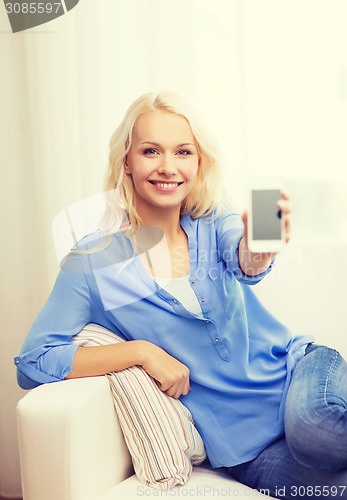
[124,110,200,219]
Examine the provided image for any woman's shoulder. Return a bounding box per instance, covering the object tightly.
[182,204,241,228]
[60,229,131,274]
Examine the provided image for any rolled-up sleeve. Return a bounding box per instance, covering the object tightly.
[216,210,275,285]
[15,254,91,389]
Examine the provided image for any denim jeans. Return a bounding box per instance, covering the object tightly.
[227,344,347,499]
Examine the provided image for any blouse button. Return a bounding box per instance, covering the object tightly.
[191,278,195,283]
[201,297,205,303]
[215,338,219,343]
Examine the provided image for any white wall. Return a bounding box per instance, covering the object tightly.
[1,0,347,496]
[240,0,347,243]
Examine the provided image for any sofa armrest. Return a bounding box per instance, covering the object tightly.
[16,376,134,500]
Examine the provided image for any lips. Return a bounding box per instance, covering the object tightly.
[148,180,184,189]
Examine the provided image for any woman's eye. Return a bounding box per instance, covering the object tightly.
[143,148,158,155]
[177,149,192,155]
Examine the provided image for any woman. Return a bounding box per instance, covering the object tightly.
[16,91,347,498]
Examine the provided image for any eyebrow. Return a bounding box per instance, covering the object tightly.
[140,141,196,148]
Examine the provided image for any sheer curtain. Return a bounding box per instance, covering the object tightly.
[1,0,346,496]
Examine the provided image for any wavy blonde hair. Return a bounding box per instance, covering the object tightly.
[103,91,229,230]
[65,92,230,263]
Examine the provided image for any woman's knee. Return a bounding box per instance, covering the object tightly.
[285,347,347,471]
[286,403,347,471]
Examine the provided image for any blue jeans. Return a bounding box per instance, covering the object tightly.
[227,344,347,499]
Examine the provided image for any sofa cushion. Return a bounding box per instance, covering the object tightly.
[97,465,270,500]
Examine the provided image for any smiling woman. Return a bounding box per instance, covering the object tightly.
[105,91,226,230]
[124,111,200,217]
[16,91,347,499]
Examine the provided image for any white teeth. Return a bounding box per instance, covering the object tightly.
[153,182,178,189]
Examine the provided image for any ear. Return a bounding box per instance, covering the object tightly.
[124,156,131,174]
[197,155,202,170]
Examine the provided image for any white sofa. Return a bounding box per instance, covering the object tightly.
[16,375,268,500]
[16,241,347,500]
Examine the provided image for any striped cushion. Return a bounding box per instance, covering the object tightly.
[73,324,206,490]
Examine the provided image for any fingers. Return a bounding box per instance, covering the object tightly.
[167,375,191,399]
[277,200,292,216]
[164,383,191,399]
[277,191,291,243]
[143,344,191,399]
[158,368,191,399]
[284,215,291,242]
[166,384,191,399]
[277,191,292,214]
[241,210,248,245]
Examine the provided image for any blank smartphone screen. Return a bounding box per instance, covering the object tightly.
[252,189,281,240]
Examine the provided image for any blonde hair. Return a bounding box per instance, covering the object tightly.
[104,91,229,229]
[65,92,230,264]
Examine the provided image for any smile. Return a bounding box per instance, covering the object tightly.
[148,180,184,190]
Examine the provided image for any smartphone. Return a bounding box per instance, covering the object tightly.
[247,179,285,253]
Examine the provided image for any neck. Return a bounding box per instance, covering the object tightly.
[136,205,183,242]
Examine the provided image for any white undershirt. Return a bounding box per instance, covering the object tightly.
[154,274,204,318]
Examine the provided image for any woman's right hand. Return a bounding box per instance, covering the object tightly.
[139,341,191,399]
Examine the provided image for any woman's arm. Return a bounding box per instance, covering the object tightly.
[237,236,273,276]
[17,248,190,396]
[65,340,147,378]
[66,340,191,399]
[16,255,92,389]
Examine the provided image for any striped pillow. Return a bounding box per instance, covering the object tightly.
[73,324,206,490]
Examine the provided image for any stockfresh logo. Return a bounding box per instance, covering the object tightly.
[4,0,79,33]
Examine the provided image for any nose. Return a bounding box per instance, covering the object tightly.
[157,155,177,176]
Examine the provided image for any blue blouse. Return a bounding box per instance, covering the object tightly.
[15,209,313,468]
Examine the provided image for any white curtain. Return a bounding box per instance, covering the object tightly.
[1,0,347,496]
